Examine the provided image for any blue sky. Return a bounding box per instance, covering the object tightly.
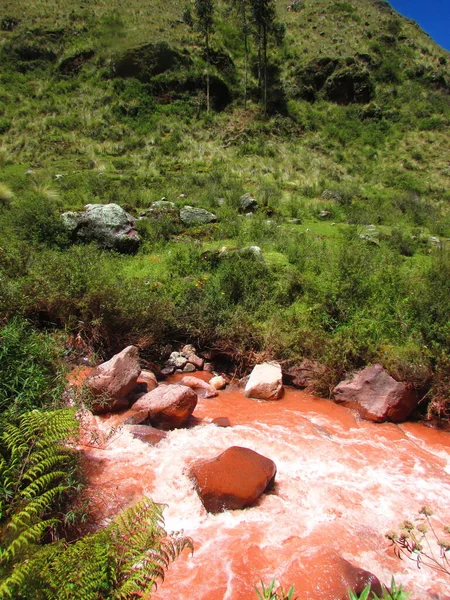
[388,0,450,51]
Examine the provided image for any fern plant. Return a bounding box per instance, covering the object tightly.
[0,498,193,599]
[0,408,79,597]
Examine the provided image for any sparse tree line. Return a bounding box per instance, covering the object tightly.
[185,0,285,115]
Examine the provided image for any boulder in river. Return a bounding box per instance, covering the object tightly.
[179,376,218,398]
[124,424,168,446]
[189,446,276,513]
[245,362,283,400]
[133,384,197,429]
[62,203,140,254]
[86,346,141,414]
[209,375,227,390]
[333,364,418,423]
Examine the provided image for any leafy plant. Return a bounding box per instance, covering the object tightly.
[0,498,193,599]
[256,578,297,600]
[348,577,409,600]
[386,507,450,577]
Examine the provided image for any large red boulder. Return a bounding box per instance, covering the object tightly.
[132,384,197,429]
[189,446,277,513]
[333,364,418,423]
[245,362,283,400]
[85,346,141,414]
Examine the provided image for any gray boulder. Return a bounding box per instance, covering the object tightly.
[180,206,217,226]
[239,193,259,213]
[62,203,140,254]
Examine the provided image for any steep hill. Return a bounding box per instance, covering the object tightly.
[0,0,449,224]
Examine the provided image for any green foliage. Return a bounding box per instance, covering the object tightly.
[0,319,66,416]
[256,579,297,600]
[0,497,193,600]
[348,577,409,599]
[0,408,79,597]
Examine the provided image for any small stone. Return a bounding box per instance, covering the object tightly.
[210,375,226,390]
[183,363,196,373]
[211,417,230,428]
[182,344,197,356]
[161,366,176,377]
[204,362,214,372]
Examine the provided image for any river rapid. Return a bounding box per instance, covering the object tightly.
[81,381,450,600]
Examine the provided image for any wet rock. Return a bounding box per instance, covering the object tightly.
[339,558,383,598]
[62,203,140,254]
[180,206,217,226]
[239,193,259,213]
[333,364,418,423]
[245,362,283,400]
[86,346,141,415]
[161,366,176,377]
[114,409,149,426]
[137,370,158,393]
[203,362,214,373]
[133,384,197,429]
[211,417,231,428]
[189,446,276,513]
[124,424,168,445]
[210,375,227,390]
[180,376,218,398]
[183,363,196,373]
[186,354,204,369]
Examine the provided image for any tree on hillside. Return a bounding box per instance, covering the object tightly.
[249,0,281,116]
[195,0,215,113]
[230,0,251,108]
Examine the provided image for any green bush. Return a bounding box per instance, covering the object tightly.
[0,318,66,416]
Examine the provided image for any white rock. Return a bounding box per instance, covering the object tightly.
[244,362,283,401]
[210,375,227,390]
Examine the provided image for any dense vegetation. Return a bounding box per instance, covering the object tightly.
[0,0,449,596]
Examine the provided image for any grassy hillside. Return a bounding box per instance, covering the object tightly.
[0,0,449,420]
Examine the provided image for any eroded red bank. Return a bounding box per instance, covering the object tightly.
[80,382,450,600]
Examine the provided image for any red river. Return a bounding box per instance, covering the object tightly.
[81,383,450,600]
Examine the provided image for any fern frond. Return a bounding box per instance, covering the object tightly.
[3,518,59,560]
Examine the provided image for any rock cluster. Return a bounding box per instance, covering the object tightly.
[164,345,205,374]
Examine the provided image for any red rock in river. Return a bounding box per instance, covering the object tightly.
[333,364,418,423]
[133,384,197,430]
[180,376,218,398]
[189,446,277,513]
[85,346,141,414]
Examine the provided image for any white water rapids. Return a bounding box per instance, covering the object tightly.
[81,384,450,600]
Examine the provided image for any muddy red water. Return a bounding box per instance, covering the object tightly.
[81,383,450,600]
